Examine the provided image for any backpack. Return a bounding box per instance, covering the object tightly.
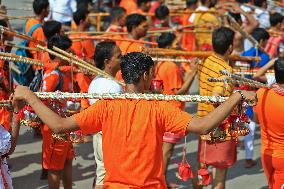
[12,22,42,86]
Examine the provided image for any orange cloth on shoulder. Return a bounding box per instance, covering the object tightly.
[155,61,184,110]
[25,18,46,61]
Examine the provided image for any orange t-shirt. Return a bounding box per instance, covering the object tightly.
[0,60,10,131]
[119,0,137,14]
[74,99,191,188]
[119,41,144,55]
[155,61,184,110]
[25,18,46,60]
[74,72,91,108]
[181,14,196,51]
[106,25,127,46]
[70,33,95,59]
[254,88,284,158]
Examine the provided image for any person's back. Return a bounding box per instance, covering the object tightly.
[255,88,284,156]
[70,7,95,60]
[74,99,190,188]
[25,0,49,60]
[254,57,284,188]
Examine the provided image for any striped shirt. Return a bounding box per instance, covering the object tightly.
[197,54,234,117]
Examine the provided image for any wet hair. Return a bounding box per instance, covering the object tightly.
[157,32,176,48]
[126,14,147,33]
[270,12,284,27]
[274,57,284,84]
[251,28,270,42]
[0,19,8,27]
[33,0,49,15]
[155,5,169,20]
[137,0,151,7]
[73,6,89,26]
[47,35,72,60]
[43,20,62,40]
[110,6,126,23]
[186,0,198,7]
[94,41,117,70]
[121,52,154,84]
[212,27,235,55]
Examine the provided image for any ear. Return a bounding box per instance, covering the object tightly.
[143,71,148,81]
[104,59,110,68]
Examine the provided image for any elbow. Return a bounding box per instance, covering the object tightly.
[51,121,66,134]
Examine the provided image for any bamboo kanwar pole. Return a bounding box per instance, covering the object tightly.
[145,48,261,62]
[88,10,218,18]
[0,14,33,20]
[6,42,39,51]
[37,45,125,86]
[53,46,104,76]
[0,26,46,46]
[69,36,158,46]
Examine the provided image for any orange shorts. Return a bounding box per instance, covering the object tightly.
[42,126,74,170]
[262,153,284,189]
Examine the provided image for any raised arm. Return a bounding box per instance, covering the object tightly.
[175,60,198,95]
[253,58,276,82]
[12,86,79,134]
[188,91,256,134]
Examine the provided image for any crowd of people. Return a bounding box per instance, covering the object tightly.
[0,0,284,188]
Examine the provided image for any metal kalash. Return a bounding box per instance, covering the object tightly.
[200,102,250,143]
[17,99,83,143]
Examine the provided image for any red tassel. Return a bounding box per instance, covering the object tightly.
[177,146,193,181]
[197,168,212,186]
[178,161,194,181]
[16,105,34,121]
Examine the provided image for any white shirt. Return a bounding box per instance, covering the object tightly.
[0,125,13,189]
[188,6,209,23]
[266,74,276,87]
[88,76,123,105]
[48,0,77,23]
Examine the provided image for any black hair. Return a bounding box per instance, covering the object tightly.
[33,0,49,15]
[229,12,242,23]
[253,0,266,7]
[212,27,235,55]
[43,20,62,40]
[47,35,72,60]
[200,0,207,5]
[157,32,176,48]
[94,41,117,70]
[274,57,284,84]
[270,12,284,27]
[251,28,270,42]
[186,0,198,7]
[155,5,169,20]
[126,14,147,33]
[137,0,151,7]
[73,6,89,26]
[121,52,154,84]
[110,6,126,23]
[0,19,8,28]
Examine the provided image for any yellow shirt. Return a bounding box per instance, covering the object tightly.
[193,8,220,49]
[197,54,234,117]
